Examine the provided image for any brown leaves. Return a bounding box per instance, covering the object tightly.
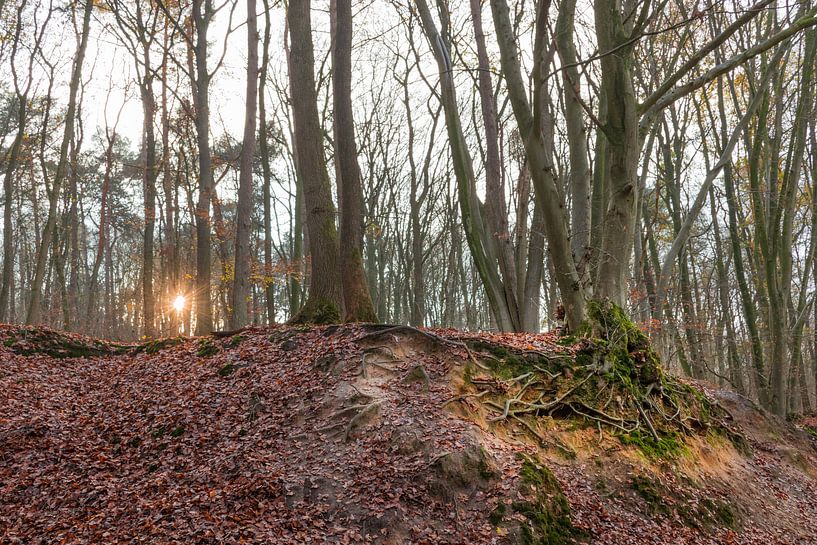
[1,324,816,544]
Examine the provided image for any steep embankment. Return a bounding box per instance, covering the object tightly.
[0,323,815,544]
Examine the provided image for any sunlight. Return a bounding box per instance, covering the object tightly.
[172,295,186,313]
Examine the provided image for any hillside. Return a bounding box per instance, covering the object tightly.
[1,323,816,544]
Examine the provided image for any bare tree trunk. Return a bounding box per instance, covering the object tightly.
[0,1,32,321]
[555,0,591,267]
[258,0,275,325]
[416,0,516,331]
[27,0,92,325]
[331,0,376,322]
[87,131,116,324]
[192,0,214,334]
[141,61,157,338]
[592,0,639,306]
[161,23,177,333]
[490,0,586,330]
[469,0,521,328]
[231,0,259,328]
[287,0,342,323]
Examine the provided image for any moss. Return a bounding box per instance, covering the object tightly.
[8,327,131,359]
[289,297,341,325]
[269,330,295,344]
[433,446,497,489]
[137,336,184,355]
[629,475,669,515]
[470,340,561,380]
[677,504,701,529]
[151,426,166,439]
[711,500,737,529]
[170,426,185,438]
[676,497,738,530]
[227,334,244,348]
[804,426,817,440]
[581,300,663,387]
[463,363,475,385]
[197,338,219,358]
[556,335,578,346]
[489,503,506,525]
[512,454,587,545]
[619,429,688,459]
[478,454,500,480]
[218,363,235,377]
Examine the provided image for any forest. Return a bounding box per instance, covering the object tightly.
[1,0,817,542]
[1,0,811,414]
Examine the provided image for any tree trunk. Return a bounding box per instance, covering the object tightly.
[141,63,157,337]
[331,0,377,323]
[192,0,214,334]
[555,0,591,267]
[490,0,586,330]
[26,0,92,325]
[258,0,275,325]
[469,0,521,329]
[231,0,259,328]
[287,0,342,323]
[593,0,639,306]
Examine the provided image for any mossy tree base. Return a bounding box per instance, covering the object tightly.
[1,327,130,359]
[288,297,341,325]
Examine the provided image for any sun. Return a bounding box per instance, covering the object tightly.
[172,295,186,313]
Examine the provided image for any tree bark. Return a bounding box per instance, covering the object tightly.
[231,0,259,328]
[287,0,343,323]
[331,0,377,322]
[490,0,586,330]
[26,0,92,325]
[258,0,275,325]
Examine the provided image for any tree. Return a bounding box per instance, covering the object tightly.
[287,0,343,323]
[331,0,377,323]
[26,0,93,325]
[230,0,259,328]
[109,0,162,337]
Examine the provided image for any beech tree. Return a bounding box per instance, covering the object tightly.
[287,0,343,323]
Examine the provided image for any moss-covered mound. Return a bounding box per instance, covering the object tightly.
[0,326,131,359]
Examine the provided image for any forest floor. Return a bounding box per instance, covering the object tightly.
[1,323,816,544]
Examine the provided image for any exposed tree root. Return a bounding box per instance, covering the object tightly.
[360,346,401,377]
[446,300,746,458]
